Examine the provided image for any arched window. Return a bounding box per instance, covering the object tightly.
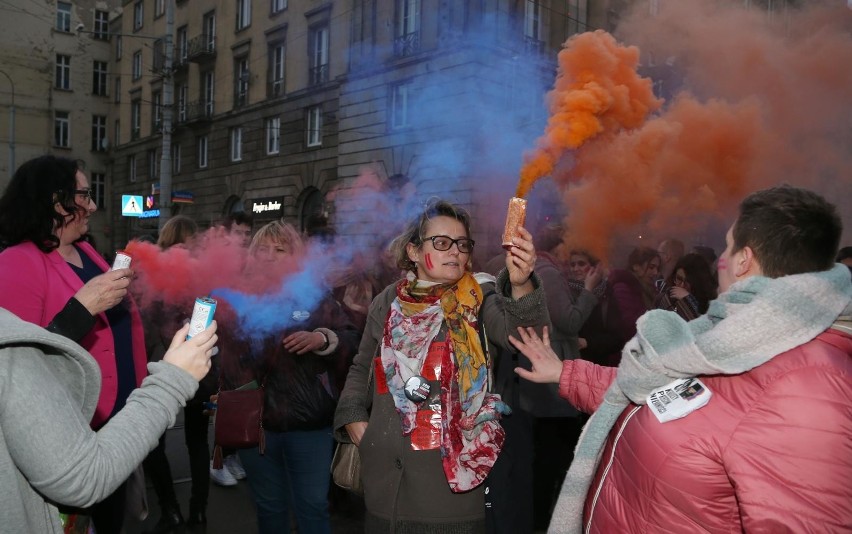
[299,188,325,234]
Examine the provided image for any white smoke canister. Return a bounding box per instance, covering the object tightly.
[111,251,132,270]
[187,297,217,339]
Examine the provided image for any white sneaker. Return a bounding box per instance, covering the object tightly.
[224,455,247,480]
[209,460,237,486]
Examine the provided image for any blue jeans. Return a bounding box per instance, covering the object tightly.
[239,427,334,534]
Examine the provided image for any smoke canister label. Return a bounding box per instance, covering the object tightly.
[502,197,527,249]
[111,251,132,270]
[187,297,217,339]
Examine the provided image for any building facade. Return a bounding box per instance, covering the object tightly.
[107,0,606,257]
[0,0,121,252]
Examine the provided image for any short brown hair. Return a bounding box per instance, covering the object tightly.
[733,185,841,277]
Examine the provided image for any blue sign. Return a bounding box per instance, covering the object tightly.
[139,209,160,219]
[122,195,144,217]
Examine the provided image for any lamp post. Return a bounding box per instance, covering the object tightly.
[0,69,15,180]
[79,0,174,231]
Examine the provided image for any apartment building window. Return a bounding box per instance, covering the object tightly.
[114,119,121,146]
[56,2,71,32]
[271,0,287,14]
[93,10,110,40]
[177,83,188,121]
[308,25,329,85]
[524,0,542,44]
[114,77,121,103]
[204,11,216,52]
[55,55,71,90]
[93,61,108,96]
[390,82,411,130]
[265,117,280,154]
[152,90,162,131]
[172,143,182,174]
[54,111,70,147]
[177,26,188,63]
[116,35,123,59]
[148,149,159,178]
[269,42,285,97]
[395,0,420,56]
[236,0,251,31]
[230,127,243,162]
[306,106,322,147]
[203,71,215,117]
[132,51,142,80]
[131,99,141,139]
[91,115,107,151]
[197,135,208,168]
[129,155,137,182]
[234,57,249,108]
[133,1,144,31]
[154,0,165,18]
[90,172,105,207]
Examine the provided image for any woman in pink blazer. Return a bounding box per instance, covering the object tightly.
[0,155,148,533]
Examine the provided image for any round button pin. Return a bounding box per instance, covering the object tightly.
[404,375,431,403]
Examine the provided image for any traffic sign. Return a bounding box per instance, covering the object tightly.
[122,195,144,217]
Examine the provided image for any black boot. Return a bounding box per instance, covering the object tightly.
[144,503,184,534]
[186,502,207,530]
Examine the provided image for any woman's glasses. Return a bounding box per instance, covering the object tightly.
[569,260,590,268]
[423,235,475,253]
[75,189,94,202]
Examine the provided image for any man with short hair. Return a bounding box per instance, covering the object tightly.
[656,238,684,280]
[511,185,852,533]
[221,212,253,248]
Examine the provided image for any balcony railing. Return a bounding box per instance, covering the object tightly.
[523,35,545,56]
[187,33,216,62]
[309,64,329,86]
[268,79,284,98]
[178,100,214,124]
[394,31,420,57]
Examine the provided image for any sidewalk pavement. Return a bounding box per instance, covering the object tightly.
[125,414,365,533]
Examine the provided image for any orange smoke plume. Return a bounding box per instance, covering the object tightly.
[516,30,662,198]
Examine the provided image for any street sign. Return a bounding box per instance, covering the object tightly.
[122,195,144,217]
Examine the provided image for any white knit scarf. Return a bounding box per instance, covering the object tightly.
[549,263,852,533]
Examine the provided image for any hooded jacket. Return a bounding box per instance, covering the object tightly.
[0,308,197,533]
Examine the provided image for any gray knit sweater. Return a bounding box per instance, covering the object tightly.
[0,308,198,533]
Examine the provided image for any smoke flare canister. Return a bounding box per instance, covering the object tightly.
[111,251,132,270]
[187,297,217,339]
[501,197,527,249]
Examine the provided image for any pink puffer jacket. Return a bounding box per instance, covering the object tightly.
[559,327,852,533]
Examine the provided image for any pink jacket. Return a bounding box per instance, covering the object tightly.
[0,241,147,428]
[559,327,852,533]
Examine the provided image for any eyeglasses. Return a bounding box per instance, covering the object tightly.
[422,235,475,253]
[74,189,93,202]
[569,260,590,268]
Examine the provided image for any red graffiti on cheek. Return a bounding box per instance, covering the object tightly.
[425,254,434,270]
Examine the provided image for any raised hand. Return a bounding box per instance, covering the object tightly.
[505,226,537,298]
[509,326,563,384]
[163,321,218,380]
[73,268,134,316]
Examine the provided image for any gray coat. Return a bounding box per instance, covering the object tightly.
[333,270,549,533]
[0,308,197,533]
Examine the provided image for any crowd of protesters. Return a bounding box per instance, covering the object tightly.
[0,154,849,534]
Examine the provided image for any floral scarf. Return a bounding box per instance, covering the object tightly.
[381,271,509,491]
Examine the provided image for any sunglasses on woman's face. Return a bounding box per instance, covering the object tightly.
[569,260,589,268]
